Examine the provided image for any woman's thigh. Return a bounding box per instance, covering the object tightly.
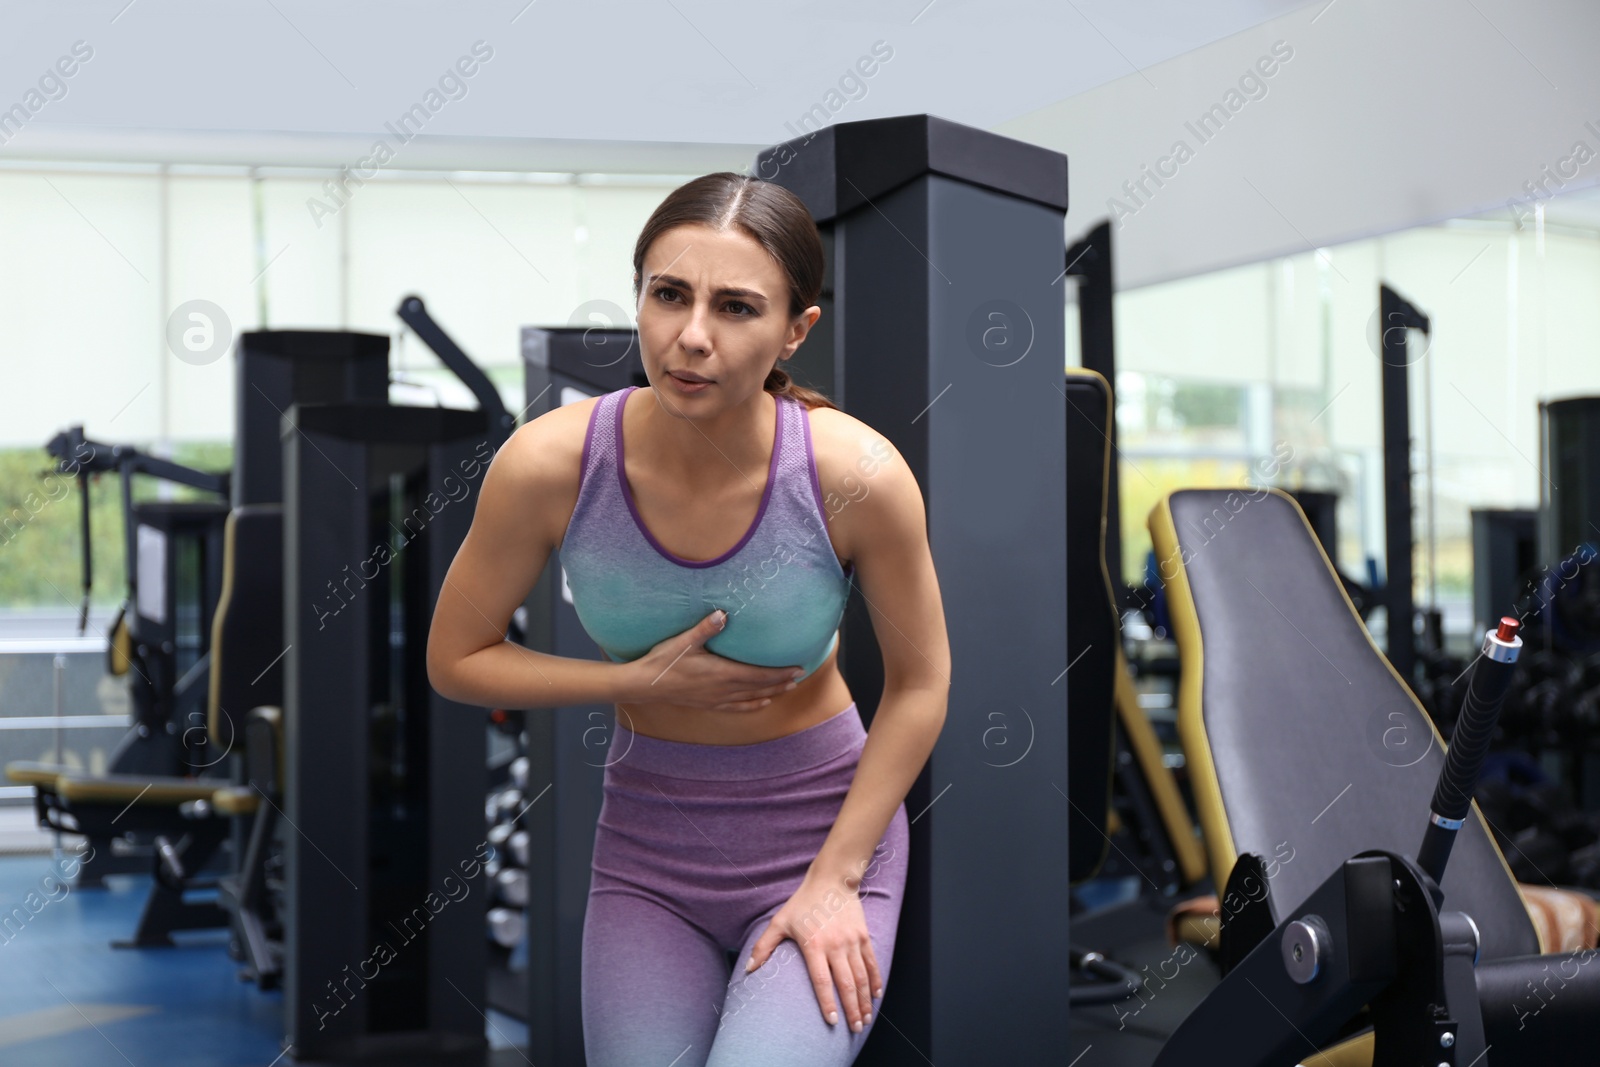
[581,889,730,1067]
[705,802,910,1067]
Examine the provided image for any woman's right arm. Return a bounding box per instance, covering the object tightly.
[426,406,633,712]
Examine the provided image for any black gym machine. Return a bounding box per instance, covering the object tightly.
[244,299,530,1059]
[1153,615,1600,1064]
[1056,223,1600,1062]
[398,295,537,1019]
[10,301,545,1060]
[1368,290,1600,889]
[198,302,523,1058]
[21,429,232,884]
[1463,397,1600,890]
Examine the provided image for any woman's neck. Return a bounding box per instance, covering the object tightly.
[635,386,776,492]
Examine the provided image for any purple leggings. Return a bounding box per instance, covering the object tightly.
[582,702,911,1066]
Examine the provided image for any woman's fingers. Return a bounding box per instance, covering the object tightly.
[672,659,806,712]
[802,942,840,1026]
[846,942,872,1029]
[863,935,884,1001]
[711,673,804,711]
[826,944,864,1032]
[730,672,803,699]
[719,682,792,704]
[744,922,782,975]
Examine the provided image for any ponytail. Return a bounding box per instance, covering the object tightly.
[764,364,838,411]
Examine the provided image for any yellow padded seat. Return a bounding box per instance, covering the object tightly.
[51,773,226,806]
[5,762,71,789]
[211,787,261,816]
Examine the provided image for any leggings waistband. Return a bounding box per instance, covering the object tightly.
[607,703,864,781]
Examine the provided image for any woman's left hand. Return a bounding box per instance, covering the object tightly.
[744,868,882,1033]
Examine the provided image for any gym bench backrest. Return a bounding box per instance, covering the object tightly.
[1148,488,1540,962]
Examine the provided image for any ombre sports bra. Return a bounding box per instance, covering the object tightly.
[558,385,855,682]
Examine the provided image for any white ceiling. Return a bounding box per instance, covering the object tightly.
[3,0,1316,171]
[992,0,1600,289]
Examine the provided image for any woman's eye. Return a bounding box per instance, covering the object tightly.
[652,289,753,317]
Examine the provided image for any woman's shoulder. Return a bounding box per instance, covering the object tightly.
[502,391,606,478]
[802,402,901,486]
[800,403,913,568]
[486,393,609,545]
[802,403,924,571]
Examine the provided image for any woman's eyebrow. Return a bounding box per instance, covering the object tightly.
[650,273,769,303]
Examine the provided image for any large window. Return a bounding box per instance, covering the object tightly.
[1084,203,1600,651]
[0,163,691,614]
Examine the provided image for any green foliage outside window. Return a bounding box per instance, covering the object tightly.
[0,442,231,610]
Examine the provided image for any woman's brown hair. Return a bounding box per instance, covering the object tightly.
[632,171,838,412]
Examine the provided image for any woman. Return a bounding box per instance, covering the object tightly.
[427,171,950,1066]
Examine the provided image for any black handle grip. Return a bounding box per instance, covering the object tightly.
[1432,658,1516,821]
[1417,619,1521,886]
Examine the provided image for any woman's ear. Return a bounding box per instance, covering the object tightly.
[783,306,821,353]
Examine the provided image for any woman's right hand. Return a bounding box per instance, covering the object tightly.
[620,610,804,712]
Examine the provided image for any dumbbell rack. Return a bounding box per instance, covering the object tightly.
[485,721,531,1019]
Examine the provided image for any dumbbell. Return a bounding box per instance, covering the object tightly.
[1507,651,1577,743]
[509,829,529,868]
[493,788,524,822]
[1568,841,1600,890]
[488,906,524,948]
[496,867,528,907]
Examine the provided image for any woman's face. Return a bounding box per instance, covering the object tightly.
[634,222,817,408]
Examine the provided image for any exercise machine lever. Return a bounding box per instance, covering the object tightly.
[1416,616,1522,886]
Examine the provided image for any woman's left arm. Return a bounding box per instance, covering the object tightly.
[743,430,951,1032]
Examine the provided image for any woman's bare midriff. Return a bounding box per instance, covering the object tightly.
[613,641,856,745]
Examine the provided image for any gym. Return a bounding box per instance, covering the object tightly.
[2,2,1598,1065]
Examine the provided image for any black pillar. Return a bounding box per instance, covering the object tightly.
[763,113,1074,1064]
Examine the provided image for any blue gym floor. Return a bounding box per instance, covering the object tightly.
[0,853,529,1067]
